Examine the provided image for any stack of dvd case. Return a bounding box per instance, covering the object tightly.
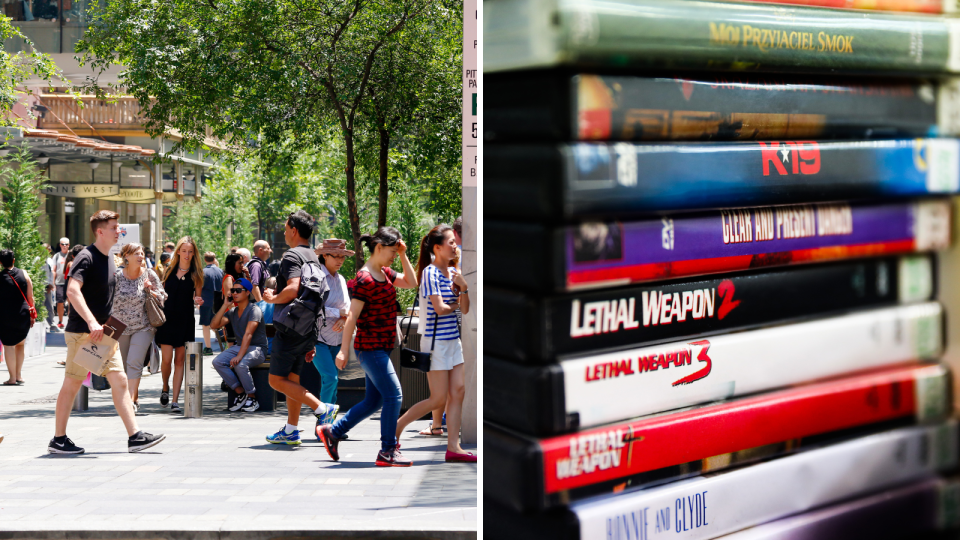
[485,0,960,537]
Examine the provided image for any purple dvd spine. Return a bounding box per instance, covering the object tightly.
[564,200,950,289]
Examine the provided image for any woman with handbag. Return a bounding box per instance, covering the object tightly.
[155,236,204,413]
[113,243,167,412]
[0,249,35,386]
[393,224,475,462]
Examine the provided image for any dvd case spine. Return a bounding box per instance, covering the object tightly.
[485,302,944,434]
[715,478,959,540]
[488,255,935,363]
[488,422,959,540]
[488,363,950,511]
[484,0,957,74]
[487,139,960,220]
[485,74,940,143]
[489,200,951,292]
[571,422,958,540]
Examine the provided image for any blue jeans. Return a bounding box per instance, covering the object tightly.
[313,342,341,404]
[212,345,266,394]
[331,349,402,452]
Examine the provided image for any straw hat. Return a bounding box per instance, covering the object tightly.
[315,239,355,257]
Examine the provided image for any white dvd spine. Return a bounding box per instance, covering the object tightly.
[563,302,943,427]
[574,422,958,540]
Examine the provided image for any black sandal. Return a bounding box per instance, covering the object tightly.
[419,426,444,436]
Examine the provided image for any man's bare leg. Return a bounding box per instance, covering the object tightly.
[269,372,322,427]
[54,377,84,437]
[106,371,139,436]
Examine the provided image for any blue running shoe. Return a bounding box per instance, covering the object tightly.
[266,426,301,445]
[315,403,340,425]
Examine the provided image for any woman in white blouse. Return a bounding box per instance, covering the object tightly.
[113,243,166,412]
[311,239,354,428]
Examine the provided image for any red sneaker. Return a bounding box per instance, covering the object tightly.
[318,424,340,461]
[445,450,477,463]
[376,445,412,467]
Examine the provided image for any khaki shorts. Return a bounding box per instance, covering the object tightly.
[64,332,124,381]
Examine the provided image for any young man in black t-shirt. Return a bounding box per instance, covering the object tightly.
[49,210,165,455]
[262,210,337,445]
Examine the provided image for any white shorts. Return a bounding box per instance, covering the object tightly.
[421,336,464,371]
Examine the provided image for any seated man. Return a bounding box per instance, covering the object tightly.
[210,278,268,412]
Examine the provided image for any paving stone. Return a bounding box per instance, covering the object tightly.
[0,343,476,537]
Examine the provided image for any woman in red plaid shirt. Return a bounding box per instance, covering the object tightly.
[318,226,418,467]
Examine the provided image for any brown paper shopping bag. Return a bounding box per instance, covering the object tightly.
[71,317,127,375]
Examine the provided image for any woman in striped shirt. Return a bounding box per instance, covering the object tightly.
[394,224,475,462]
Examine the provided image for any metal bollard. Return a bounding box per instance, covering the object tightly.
[73,385,88,411]
[183,342,203,417]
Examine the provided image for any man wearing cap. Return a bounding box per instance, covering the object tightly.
[310,239,354,431]
[209,277,268,412]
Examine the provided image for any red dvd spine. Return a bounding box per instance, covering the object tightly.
[730,0,942,13]
[540,363,946,494]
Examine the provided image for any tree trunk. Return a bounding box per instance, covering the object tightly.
[377,127,389,229]
[344,132,364,268]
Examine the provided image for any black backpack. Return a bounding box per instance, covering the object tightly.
[273,252,330,337]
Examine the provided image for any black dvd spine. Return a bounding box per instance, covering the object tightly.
[486,221,563,292]
[487,256,934,364]
[485,72,574,142]
[486,421,549,513]
[485,145,563,221]
[485,73,937,143]
[485,357,569,435]
[487,139,960,221]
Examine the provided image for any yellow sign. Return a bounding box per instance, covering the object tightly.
[97,188,156,203]
[43,183,120,198]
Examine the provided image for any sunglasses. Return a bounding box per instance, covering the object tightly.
[230,288,247,294]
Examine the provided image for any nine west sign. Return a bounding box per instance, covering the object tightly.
[43,183,120,198]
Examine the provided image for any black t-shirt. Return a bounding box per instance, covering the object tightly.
[65,244,116,334]
[275,246,319,309]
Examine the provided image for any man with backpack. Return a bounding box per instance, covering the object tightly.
[262,210,338,445]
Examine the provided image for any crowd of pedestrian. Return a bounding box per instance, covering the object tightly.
[3,208,474,466]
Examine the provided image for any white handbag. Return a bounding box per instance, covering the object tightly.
[146,341,161,375]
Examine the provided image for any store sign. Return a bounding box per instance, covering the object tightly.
[43,183,120,198]
[98,188,155,203]
[462,0,477,188]
[109,224,141,257]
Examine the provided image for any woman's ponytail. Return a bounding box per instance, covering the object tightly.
[416,234,433,284]
[417,224,454,282]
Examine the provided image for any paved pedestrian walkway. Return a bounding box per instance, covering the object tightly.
[0,336,477,538]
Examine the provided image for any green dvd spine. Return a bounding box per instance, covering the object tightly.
[484,0,960,74]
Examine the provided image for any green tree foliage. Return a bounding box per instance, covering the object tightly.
[78,0,462,269]
[0,17,70,129]
[0,149,49,321]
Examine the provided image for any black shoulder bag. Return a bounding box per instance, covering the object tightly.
[399,297,436,373]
